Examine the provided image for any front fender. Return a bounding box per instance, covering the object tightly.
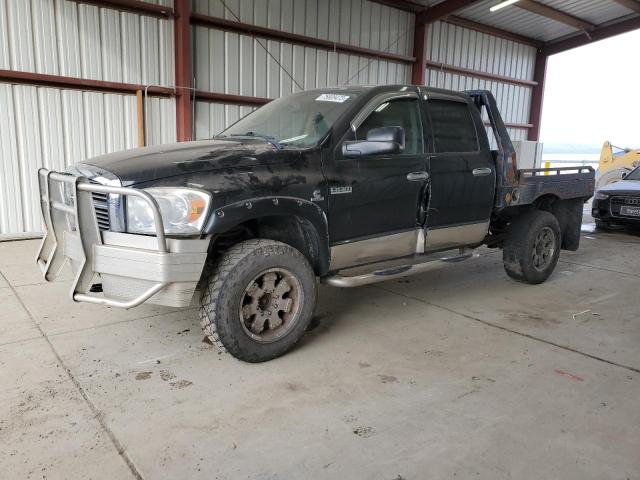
[204,196,330,274]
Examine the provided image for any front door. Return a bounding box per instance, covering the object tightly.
[326,92,429,269]
[422,93,496,250]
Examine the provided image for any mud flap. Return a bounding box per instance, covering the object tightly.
[552,198,583,251]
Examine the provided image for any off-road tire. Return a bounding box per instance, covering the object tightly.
[503,210,561,285]
[199,239,316,362]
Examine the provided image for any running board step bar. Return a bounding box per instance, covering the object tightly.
[322,249,479,288]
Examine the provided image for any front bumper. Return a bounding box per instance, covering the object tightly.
[592,196,640,225]
[36,169,209,308]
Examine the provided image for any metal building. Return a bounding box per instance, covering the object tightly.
[1,0,639,238]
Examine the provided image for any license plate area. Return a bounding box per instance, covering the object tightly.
[620,205,640,217]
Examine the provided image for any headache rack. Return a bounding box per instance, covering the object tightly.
[466,89,595,208]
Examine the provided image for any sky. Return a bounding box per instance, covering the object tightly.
[540,28,640,150]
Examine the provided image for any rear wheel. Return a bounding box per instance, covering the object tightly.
[199,239,316,362]
[503,210,561,285]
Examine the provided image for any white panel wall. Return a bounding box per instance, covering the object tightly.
[192,0,414,138]
[0,0,175,85]
[0,85,168,235]
[0,0,175,236]
[425,21,536,146]
[192,0,414,56]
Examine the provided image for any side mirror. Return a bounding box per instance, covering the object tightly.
[342,126,405,158]
[621,171,628,179]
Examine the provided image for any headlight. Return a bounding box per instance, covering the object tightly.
[126,187,211,235]
[594,192,610,200]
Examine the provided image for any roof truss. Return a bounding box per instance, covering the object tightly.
[369,0,640,55]
[514,0,596,32]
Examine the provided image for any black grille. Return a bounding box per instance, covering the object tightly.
[611,196,640,217]
[92,192,111,231]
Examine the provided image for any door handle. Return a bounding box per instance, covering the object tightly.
[407,171,429,181]
[472,167,493,177]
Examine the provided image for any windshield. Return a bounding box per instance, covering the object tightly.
[626,166,640,181]
[220,90,361,147]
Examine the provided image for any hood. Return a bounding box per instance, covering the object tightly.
[598,179,640,196]
[81,138,297,185]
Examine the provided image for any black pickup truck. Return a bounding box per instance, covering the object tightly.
[37,85,594,362]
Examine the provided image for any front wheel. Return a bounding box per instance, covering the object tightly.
[199,239,317,362]
[503,210,561,285]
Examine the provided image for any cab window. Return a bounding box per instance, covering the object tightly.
[427,99,479,153]
[356,98,424,155]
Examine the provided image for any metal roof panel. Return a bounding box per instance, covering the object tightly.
[416,0,639,42]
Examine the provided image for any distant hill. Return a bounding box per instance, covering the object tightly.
[542,143,601,155]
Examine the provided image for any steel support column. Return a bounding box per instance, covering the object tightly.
[528,49,548,141]
[411,22,428,85]
[175,0,192,142]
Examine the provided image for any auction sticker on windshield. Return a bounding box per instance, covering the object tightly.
[315,93,350,103]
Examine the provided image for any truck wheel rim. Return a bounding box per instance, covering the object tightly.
[532,227,556,272]
[239,268,303,344]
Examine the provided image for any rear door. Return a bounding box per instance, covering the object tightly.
[422,93,496,250]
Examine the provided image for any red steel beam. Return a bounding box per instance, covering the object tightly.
[195,91,271,106]
[544,15,640,55]
[527,49,548,141]
[191,13,415,64]
[174,0,192,142]
[68,0,174,18]
[0,70,537,131]
[425,60,538,88]
[445,16,542,48]
[373,1,542,48]
[411,23,428,85]
[368,0,426,13]
[0,69,173,96]
[417,0,483,26]
[516,0,595,32]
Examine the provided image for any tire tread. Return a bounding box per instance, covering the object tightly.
[199,239,314,361]
[503,210,561,285]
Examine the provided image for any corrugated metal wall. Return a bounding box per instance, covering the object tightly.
[0,0,176,236]
[0,0,539,236]
[425,21,536,145]
[192,0,415,139]
[1,0,174,84]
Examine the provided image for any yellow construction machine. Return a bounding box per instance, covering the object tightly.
[596,141,640,190]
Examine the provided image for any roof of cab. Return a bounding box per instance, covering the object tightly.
[309,84,471,100]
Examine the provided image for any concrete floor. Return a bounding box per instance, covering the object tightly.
[1,226,639,480]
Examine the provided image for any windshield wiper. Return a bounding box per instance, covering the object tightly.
[229,132,283,150]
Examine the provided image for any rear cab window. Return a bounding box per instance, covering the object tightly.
[427,99,479,153]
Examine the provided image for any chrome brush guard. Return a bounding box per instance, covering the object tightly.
[36,169,208,309]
